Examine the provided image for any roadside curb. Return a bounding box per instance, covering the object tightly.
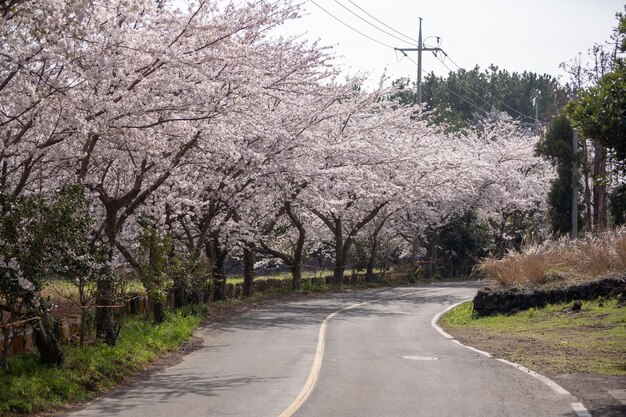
[431,300,593,417]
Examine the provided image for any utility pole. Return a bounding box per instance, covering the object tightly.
[395,18,443,105]
[534,96,540,134]
[570,88,579,240]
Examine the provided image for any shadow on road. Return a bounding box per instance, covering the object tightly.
[82,373,283,415]
[211,287,469,333]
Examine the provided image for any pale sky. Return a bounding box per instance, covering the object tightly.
[277,0,625,87]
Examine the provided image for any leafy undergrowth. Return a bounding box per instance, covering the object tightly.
[0,312,200,415]
[441,299,626,375]
[478,227,626,287]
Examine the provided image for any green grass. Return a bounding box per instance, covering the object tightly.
[441,299,626,375]
[0,312,200,415]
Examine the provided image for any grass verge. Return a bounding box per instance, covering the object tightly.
[440,299,626,375]
[0,312,200,415]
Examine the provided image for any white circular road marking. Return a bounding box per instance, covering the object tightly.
[403,355,439,361]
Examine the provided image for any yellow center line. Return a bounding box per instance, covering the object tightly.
[278,288,433,417]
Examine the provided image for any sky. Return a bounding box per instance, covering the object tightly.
[277,0,625,88]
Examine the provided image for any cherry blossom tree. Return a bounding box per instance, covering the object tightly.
[0,0,558,356]
[470,113,554,255]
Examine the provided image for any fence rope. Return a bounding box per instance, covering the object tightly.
[0,316,40,329]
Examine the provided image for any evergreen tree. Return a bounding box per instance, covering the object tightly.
[536,115,582,235]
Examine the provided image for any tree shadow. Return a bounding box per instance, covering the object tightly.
[76,373,283,415]
[211,286,469,332]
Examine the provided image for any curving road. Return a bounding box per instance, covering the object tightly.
[63,283,585,417]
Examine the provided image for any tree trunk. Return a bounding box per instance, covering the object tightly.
[287,202,306,291]
[424,231,436,279]
[32,310,64,366]
[2,325,11,371]
[366,236,379,283]
[290,263,302,290]
[333,263,345,286]
[242,246,254,298]
[210,237,227,302]
[152,297,165,324]
[77,282,88,347]
[173,285,187,308]
[212,273,226,301]
[312,205,386,287]
[95,276,116,346]
[365,259,375,282]
[79,308,86,347]
[366,217,387,282]
[332,219,344,286]
[582,139,592,230]
[431,242,439,279]
[593,144,608,231]
[96,210,118,345]
[408,237,420,283]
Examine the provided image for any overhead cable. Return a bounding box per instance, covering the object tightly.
[333,0,418,47]
[310,0,395,49]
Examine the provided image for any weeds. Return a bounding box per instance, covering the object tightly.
[0,312,200,415]
[478,227,626,287]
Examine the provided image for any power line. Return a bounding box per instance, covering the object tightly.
[332,0,418,47]
[310,0,395,50]
[404,54,492,115]
[413,19,543,123]
[395,18,443,105]
[387,0,419,19]
[434,54,503,115]
[436,53,543,122]
[344,0,418,46]
[310,0,541,124]
[379,2,542,123]
[422,20,481,71]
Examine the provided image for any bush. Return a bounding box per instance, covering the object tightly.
[438,210,492,277]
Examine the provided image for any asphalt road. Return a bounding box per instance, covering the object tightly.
[63,283,584,417]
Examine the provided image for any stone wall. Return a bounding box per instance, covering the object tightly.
[473,276,626,317]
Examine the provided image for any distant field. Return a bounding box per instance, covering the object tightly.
[226,269,337,284]
[41,269,341,307]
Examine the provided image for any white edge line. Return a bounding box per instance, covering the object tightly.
[430,301,464,339]
[496,358,570,395]
[571,402,592,417]
[452,339,492,357]
[431,300,593,417]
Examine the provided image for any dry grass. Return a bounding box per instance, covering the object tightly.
[479,227,626,287]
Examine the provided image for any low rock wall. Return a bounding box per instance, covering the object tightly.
[473,276,626,317]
